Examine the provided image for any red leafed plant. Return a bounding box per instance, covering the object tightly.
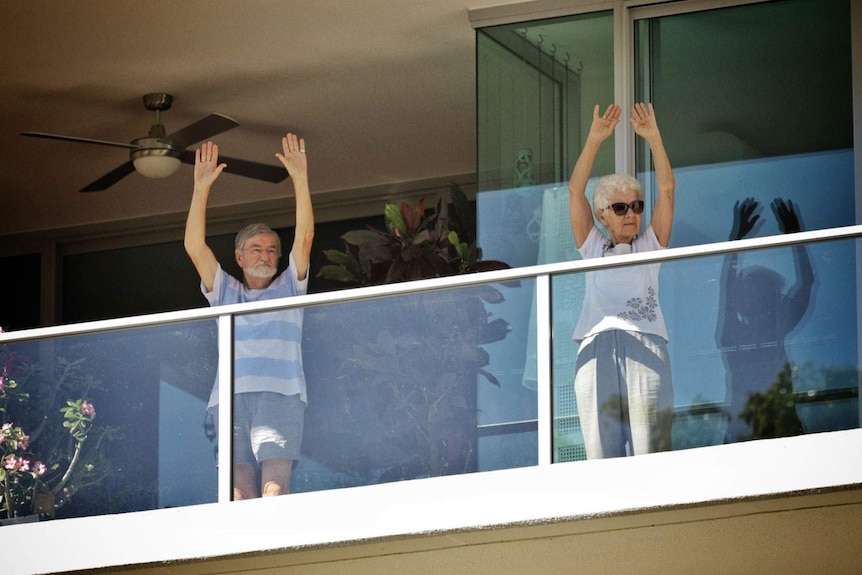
[318,183,510,286]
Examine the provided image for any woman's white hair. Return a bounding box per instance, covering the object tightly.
[592,174,643,215]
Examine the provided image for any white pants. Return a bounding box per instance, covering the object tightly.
[574,330,674,459]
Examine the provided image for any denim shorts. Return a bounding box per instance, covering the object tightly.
[212,391,305,465]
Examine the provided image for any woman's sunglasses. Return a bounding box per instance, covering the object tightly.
[607,200,645,216]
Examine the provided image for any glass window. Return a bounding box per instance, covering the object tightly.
[634,0,854,246]
[476,11,614,269]
[634,0,857,453]
[476,13,614,450]
[473,0,856,461]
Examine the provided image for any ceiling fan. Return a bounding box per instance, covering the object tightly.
[21,92,288,192]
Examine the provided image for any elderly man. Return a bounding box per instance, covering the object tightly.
[184,133,313,498]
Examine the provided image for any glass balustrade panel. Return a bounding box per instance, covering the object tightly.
[551,236,860,461]
[231,280,539,493]
[0,319,219,522]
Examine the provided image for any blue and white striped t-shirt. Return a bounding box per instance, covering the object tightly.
[204,254,309,409]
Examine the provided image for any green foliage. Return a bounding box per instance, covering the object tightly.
[308,183,517,480]
[740,364,803,440]
[308,288,513,479]
[60,399,95,443]
[738,362,860,440]
[318,183,509,286]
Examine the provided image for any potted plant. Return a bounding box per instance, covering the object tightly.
[318,183,509,285]
[0,339,116,522]
[302,184,514,484]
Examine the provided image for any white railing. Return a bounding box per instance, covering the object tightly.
[4,225,859,342]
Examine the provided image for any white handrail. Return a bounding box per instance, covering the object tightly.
[1,224,860,344]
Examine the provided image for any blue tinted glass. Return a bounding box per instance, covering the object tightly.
[0,320,218,521]
[552,236,859,461]
[287,281,538,491]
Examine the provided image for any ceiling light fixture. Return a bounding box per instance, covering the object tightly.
[130,137,183,179]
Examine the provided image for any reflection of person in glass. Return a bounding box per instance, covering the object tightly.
[568,103,675,459]
[718,198,813,443]
[184,134,314,499]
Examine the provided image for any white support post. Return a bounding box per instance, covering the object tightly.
[535,274,553,466]
[217,314,233,503]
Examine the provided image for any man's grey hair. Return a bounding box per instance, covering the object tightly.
[234,223,282,256]
[592,173,643,214]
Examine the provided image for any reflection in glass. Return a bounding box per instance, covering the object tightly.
[716,239,857,442]
[718,198,814,442]
[553,236,859,460]
[477,0,857,463]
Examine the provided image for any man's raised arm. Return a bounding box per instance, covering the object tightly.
[184,141,223,292]
[276,133,314,281]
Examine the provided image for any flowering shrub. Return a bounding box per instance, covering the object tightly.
[1,421,47,519]
[0,330,110,520]
[0,354,48,519]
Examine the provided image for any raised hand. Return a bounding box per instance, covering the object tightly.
[587,104,621,144]
[630,102,660,142]
[275,133,307,179]
[194,141,226,189]
[772,198,802,234]
[731,197,761,240]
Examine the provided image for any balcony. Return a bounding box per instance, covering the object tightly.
[2,227,861,575]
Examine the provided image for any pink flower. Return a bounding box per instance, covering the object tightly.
[0,376,5,393]
[33,461,47,476]
[80,401,96,419]
[3,455,18,471]
[0,425,8,445]
[17,434,29,451]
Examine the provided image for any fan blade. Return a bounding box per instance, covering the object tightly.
[163,114,239,149]
[180,151,288,184]
[21,132,138,150]
[79,161,136,193]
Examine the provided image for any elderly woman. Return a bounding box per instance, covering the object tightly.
[568,102,676,459]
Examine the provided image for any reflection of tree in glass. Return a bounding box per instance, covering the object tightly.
[741,362,860,439]
[717,198,814,443]
[596,393,674,454]
[670,394,725,450]
[739,363,801,440]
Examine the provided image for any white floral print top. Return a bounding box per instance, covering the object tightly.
[572,225,668,342]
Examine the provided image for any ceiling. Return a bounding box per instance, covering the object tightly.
[5,1,850,245]
[0,0,515,241]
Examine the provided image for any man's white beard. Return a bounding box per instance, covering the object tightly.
[246,264,276,279]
